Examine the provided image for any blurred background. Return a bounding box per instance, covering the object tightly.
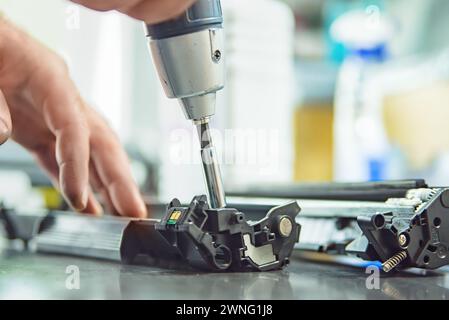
[1,0,449,210]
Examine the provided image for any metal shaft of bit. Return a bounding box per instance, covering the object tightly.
[195,118,227,208]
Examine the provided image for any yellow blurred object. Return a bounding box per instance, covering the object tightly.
[37,187,63,209]
[383,81,449,170]
[293,103,333,182]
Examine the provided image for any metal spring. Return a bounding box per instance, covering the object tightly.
[382,251,408,273]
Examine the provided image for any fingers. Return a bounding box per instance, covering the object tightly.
[120,0,196,23]
[89,114,147,218]
[27,65,90,212]
[1,24,100,214]
[0,20,145,217]
[70,0,140,11]
[8,82,143,217]
[7,93,61,187]
[82,188,103,215]
[56,121,90,211]
[71,0,196,24]
[89,162,116,214]
[0,90,12,145]
[31,141,101,216]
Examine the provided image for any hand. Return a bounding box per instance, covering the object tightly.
[71,0,196,23]
[0,17,147,218]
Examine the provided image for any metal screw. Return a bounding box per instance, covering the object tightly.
[278,216,293,238]
[398,234,408,247]
[213,50,221,62]
[382,251,408,273]
[437,246,447,259]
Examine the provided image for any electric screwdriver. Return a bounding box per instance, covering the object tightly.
[144,0,226,208]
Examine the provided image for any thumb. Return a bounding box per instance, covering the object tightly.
[0,90,12,145]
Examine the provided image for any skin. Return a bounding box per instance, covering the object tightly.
[0,15,146,217]
[0,0,194,217]
[71,0,196,24]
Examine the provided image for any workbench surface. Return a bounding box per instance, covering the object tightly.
[1,249,448,299]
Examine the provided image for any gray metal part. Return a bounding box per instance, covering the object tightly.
[149,28,224,120]
[180,93,217,121]
[228,197,416,219]
[35,213,131,261]
[145,0,222,39]
[200,146,226,208]
[196,120,226,208]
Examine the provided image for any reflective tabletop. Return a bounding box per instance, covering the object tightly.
[1,248,448,300]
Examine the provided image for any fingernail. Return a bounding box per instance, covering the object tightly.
[93,200,104,215]
[0,118,10,144]
[81,188,88,208]
[133,192,148,218]
[138,199,148,218]
[72,188,88,211]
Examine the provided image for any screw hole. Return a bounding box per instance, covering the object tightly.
[424,255,430,264]
[434,217,442,227]
[372,214,385,229]
[213,245,232,269]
